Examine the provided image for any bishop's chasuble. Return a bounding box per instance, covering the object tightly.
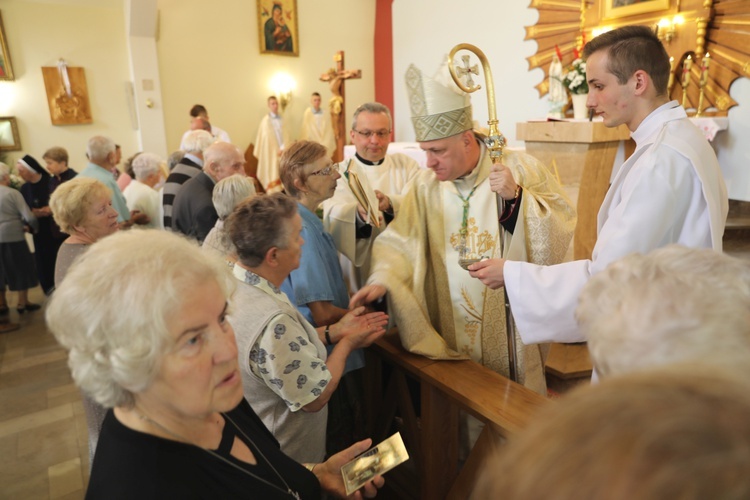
[367,146,576,394]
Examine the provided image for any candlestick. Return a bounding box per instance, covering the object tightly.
[681,55,692,108]
[667,56,676,95]
[699,52,710,87]
[696,52,710,117]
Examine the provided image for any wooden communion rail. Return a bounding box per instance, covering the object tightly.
[363,332,550,499]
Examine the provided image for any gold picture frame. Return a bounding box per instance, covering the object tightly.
[602,0,670,20]
[257,0,299,57]
[0,117,21,152]
[0,11,14,81]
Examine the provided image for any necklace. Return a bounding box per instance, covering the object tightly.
[455,183,479,240]
[136,409,302,499]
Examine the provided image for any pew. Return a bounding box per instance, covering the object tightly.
[364,332,550,499]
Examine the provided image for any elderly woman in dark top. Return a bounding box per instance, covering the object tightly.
[46,229,383,499]
[49,177,119,286]
[16,149,77,296]
[0,162,39,315]
[48,176,120,467]
[18,154,57,295]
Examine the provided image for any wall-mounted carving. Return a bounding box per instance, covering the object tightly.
[526,0,750,115]
[41,61,93,125]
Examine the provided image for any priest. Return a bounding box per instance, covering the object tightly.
[322,102,420,290]
[300,92,336,156]
[253,95,290,193]
[469,26,728,348]
[350,65,576,394]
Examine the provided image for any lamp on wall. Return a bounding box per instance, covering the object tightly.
[656,15,684,44]
[270,72,295,112]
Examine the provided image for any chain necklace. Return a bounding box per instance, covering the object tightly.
[136,409,302,499]
[455,183,479,240]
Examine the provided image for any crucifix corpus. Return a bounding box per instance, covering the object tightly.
[320,51,361,162]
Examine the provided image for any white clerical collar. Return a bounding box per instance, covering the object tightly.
[354,153,385,166]
[270,113,282,120]
[631,100,683,146]
[312,108,322,114]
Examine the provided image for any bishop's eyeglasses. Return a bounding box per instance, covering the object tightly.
[352,129,391,139]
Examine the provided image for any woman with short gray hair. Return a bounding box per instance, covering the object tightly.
[202,174,256,263]
[0,162,39,314]
[226,193,387,463]
[46,229,384,498]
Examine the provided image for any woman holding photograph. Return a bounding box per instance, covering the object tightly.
[46,229,383,499]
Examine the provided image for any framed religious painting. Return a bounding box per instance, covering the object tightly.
[257,0,299,57]
[0,11,14,81]
[602,0,670,20]
[0,117,21,152]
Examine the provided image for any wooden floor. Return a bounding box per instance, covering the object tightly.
[0,287,88,500]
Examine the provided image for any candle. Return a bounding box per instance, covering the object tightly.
[681,55,692,88]
[668,56,675,92]
[700,52,711,87]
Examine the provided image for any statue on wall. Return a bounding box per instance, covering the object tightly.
[548,49,566,119]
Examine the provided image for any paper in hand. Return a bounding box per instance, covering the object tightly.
[341,432,409,495]
[347,170,381,228]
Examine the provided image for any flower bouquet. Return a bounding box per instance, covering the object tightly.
[562,58,588,95]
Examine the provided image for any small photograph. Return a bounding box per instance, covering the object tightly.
[341,433,409,496]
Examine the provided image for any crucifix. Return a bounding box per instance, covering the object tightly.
[320,51,361,162]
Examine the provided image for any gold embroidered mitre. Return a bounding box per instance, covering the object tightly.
[405,63,473,141]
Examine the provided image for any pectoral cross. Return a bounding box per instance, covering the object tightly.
[320,51,362,161]
[455,55,480,91]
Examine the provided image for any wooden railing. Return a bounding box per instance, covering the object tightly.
[363,332,550,499]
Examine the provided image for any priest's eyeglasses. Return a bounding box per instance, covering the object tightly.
[309,163,340,176]
[352,129,391,139]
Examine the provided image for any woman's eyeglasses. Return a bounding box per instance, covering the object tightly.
[309,163,340,176]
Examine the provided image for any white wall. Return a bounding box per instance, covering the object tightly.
[0,0,376,166]
[715,78,750,201]
[156,0,376,153]
[392,0,545,146]
[0,0,138,168]
[392,0,750,200]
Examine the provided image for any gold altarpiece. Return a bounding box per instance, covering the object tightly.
[525,0,750,115]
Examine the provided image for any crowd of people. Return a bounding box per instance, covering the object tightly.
[3,23,741,499]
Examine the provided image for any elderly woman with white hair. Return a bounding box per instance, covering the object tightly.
[202,173,256,263]
[123,152,164,229]
[0,162,40,315]
[46,230,384,499]
[576,244,750,379]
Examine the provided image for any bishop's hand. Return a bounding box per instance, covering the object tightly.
[349,284,386,309]
[488,164,518,201]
